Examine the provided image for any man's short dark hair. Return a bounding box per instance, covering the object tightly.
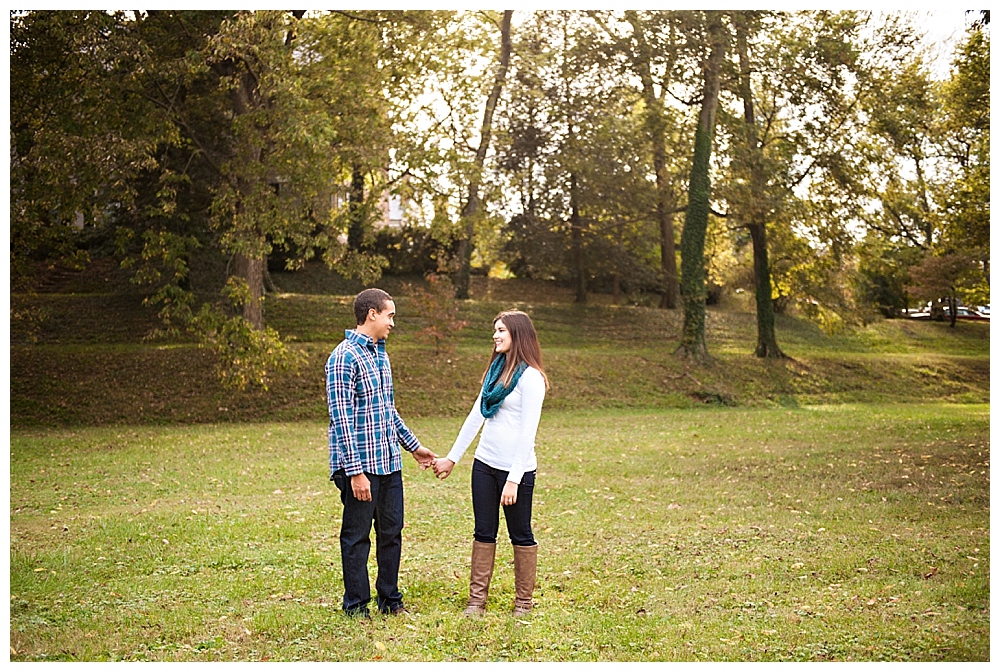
[354,288,393,325]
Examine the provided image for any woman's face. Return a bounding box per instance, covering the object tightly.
[493,319,512,354]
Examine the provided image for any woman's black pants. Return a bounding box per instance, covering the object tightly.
[471,458,536,546]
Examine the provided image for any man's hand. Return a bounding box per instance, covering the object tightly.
[351,473,372,502]
[501,481,518,506]
[433,458,455,480]
[412,446,437,470]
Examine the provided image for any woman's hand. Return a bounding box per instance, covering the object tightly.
[501,481,518,506]
[433,458,455,480]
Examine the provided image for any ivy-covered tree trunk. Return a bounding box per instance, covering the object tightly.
[676,12,727,362]
[735,11,785,358]
[454,10,513,300]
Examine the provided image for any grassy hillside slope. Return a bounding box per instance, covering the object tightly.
[10,263,989,427]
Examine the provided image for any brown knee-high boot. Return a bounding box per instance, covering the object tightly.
[512,543,538,617]
[464,540,496,617]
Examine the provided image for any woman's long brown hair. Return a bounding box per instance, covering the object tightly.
[482,310,549,390]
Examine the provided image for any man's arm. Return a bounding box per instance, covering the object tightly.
[392,408,436,468]
[327,350,364,477]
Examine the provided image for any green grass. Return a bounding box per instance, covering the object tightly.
[9,404,989,661]
[9,267,989,660]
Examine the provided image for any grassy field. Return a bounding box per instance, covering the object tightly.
[9,264,990,661]
[9,404,989,661]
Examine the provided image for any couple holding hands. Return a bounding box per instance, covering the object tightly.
[326,288,548,618]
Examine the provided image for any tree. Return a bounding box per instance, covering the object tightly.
[10,11,169,292]
[676,11,728,362]
[495,11,660,304]
[406,273,469,354]
[707,11,927,341]
[10,10,437,388]
[453,10,513,300]
[589,10,692,309]
[939,23,989,274]
[906,251,984,327]
[731,10,785,358]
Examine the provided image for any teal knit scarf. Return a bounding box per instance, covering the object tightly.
[480,355,527,419]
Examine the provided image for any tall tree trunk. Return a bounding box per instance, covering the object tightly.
[453,189,478,299]
[677,11,727,362]
[347,164,366,250]
[220,61,268,332]
[735,11,785,358]
[612,221,624,304]
[570,173,586,304]
[454,10,513,300]
[748,222,783,357]
[914,159,934,248]
[626,11,678,309]
[234,252,265,331]
[659,208,677,308]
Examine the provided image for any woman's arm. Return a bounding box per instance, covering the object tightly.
[434,392,486,480]
[505,368,545,486]
[445,392,486,465]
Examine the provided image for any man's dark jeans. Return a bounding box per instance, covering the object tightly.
[331,469,405,615]
[471,458,536,546]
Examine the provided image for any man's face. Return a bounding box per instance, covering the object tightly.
[367,300,396,340]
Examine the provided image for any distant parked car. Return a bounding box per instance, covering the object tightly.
[953,306,989,320]
[906,302,989,321]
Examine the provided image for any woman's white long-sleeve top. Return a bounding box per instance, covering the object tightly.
[445,366,546,485]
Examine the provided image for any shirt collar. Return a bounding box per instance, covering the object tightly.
[345,329,385,350]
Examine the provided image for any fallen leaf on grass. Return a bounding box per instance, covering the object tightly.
[923,567,939,579]
[374,642,387,652]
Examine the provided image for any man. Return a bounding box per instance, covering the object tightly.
[326,288,436,617]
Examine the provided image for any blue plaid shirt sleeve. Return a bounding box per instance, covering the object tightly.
[327,348,364,477]
[385,357,420,453]
[392,407,421,453]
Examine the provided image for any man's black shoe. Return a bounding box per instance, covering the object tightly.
[380,604,409,616]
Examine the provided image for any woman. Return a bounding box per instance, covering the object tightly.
[433,310,549,617]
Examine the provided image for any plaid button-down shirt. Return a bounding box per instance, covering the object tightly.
[326,329,421,477]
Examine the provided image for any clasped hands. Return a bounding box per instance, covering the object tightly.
[396,448,518,505]
[351,449,520,506]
